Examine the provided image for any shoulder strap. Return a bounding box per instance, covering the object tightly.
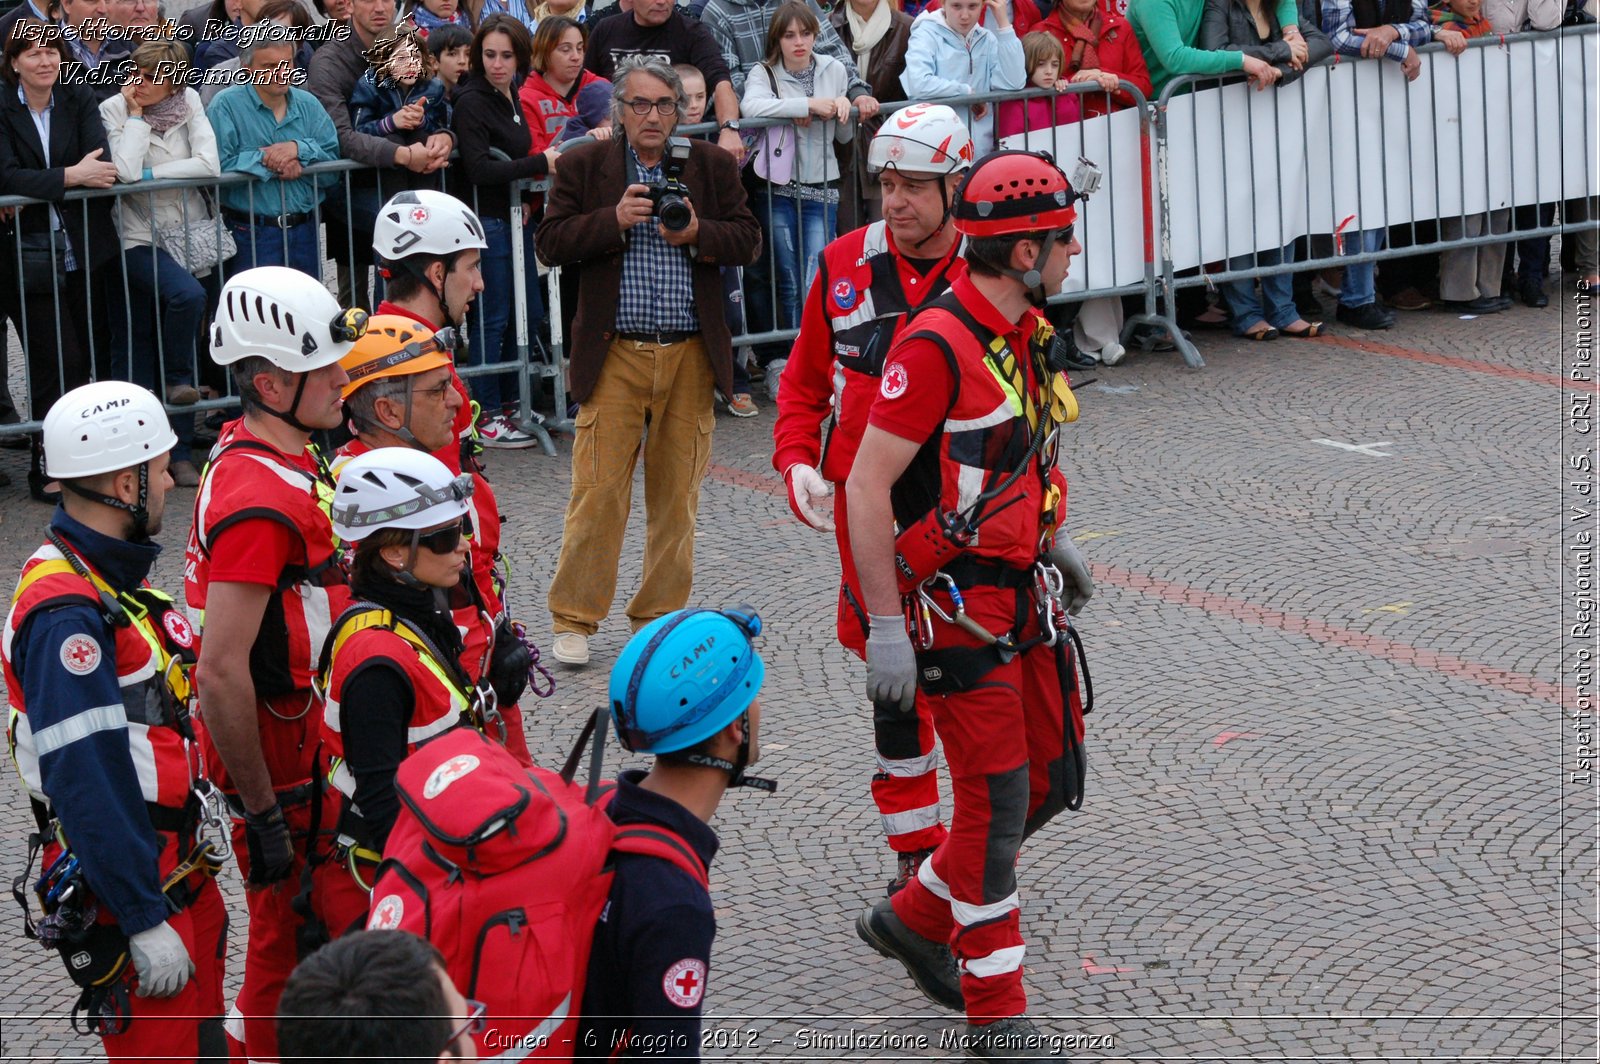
[318,602,473,704]
[612,825,709,890]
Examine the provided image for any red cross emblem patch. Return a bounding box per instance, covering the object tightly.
[423,754,480,799]
[880,362,909,400]
[163,611,195,649]
[662,958,706,1008]
[409,206,430,225]
[369,894,405,930]
[59,634,101,676]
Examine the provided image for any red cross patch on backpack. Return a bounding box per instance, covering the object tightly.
[366,712,706,1058]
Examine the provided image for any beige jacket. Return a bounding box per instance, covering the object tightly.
[99,88,222,249]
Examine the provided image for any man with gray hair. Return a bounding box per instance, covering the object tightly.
[209,21,339,278]
[536,55,760,668]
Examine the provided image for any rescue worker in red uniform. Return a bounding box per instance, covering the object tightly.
[183,266,369,1060]
[318,448,482,918]
[4,382,227,1060]
[370,191,551,758]
[331,317,539,765]
[771,104,974,892]
[847,152,1097,1060]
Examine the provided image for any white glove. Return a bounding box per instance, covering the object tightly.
[784,464,835,532]
[865,613,918,713]
[1047,530,1094,616]
[129,921,194,998]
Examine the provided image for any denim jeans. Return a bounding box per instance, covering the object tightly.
[1339,228,1387,308]
[225,219,322,281]
[1224,244,1304,333]
[124,244,212,388]
[468,215,546,414]
[125,244,218,459]
[754,186,836,333]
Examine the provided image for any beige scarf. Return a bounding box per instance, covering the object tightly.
[846,0,893,72]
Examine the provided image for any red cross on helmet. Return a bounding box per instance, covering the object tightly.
[952,150,1081,237]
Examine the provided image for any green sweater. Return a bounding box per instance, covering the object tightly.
[1129,0,1301,93]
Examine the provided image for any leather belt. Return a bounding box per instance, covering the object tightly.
[222,207,313,230]
[616,330,695,346]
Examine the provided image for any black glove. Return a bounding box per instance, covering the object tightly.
[242,803,295,886]
[488,619,531,708]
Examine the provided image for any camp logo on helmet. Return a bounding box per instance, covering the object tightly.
[423,754,480,799]
[369,894,405,930]
[881,362,909,400]
[668,635,717,680]
[78,398,131,418]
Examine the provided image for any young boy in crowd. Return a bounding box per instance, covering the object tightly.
[676,62,757,417]
[427,23,472,100]
[352,22,450,143]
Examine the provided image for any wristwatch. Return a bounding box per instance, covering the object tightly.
[718,120,742,132]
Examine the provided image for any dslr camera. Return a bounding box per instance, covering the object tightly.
[636,136,694,232]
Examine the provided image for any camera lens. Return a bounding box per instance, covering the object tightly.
[658,194,692,232]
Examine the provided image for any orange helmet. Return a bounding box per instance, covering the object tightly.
[339,315,455,400]
[952,151,1080,238]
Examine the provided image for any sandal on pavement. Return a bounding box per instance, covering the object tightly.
[1280,320,1322,338]
[1242,323,1279,341]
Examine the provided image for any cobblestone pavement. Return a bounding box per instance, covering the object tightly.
[0,281,1593,1062]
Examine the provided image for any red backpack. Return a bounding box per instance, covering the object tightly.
[366,713,707,1058]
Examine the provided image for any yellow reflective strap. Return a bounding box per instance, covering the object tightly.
[326,609,476,712]
[12,559,80,605]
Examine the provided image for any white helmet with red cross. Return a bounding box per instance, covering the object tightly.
[867,104,975,177]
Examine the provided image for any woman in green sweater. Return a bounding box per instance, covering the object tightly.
[1126,0,1297,92]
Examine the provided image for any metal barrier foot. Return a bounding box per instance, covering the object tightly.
[1123,316,1206,369]
[514,411,558,457]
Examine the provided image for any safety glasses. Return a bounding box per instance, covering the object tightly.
[414,517,470,555]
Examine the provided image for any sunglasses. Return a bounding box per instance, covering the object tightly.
[443,999,486,1052]
[414,517,469,555]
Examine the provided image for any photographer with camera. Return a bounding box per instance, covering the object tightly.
[536,55,759,668]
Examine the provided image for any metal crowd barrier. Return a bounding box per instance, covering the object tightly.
[3,25,1593,446]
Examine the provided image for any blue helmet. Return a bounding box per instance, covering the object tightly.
[609,605,765,756]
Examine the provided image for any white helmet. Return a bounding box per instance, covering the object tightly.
[330,447,474,543]
[211,267,368,372]
[867,104,975,176]
[42,381,177,480]
[372,190,488,262]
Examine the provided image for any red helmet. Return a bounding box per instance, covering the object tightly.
[952,151,1079,238]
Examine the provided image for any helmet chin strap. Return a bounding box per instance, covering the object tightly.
[908,172,957,252]
[394,530,428,589]
[63,462,153,541]
[1000,228,1061,308]
[254,372,319,435]
[670,711,777,793]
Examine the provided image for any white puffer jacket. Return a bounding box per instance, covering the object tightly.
[99,88,223,249]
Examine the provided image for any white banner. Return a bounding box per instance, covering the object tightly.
[999,29,1598,285]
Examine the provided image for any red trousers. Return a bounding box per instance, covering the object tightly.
[888,582,1086,1022]
[101,877,228,1062]
[224,803,369,1062]
[835,482,947,855]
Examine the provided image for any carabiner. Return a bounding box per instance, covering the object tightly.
[473,684,508,744]
[920,573,1005,647]
[191,779,234,862]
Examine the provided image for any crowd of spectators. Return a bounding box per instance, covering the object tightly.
[0,0,1593,456]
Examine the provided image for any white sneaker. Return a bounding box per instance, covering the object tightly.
[1099,341,1127,367]
[552,632,590,666]
[763,358,787,402]
[478,415,538,449]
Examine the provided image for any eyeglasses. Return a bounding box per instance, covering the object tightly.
[1057,224,1075,246]
[416,377,456,402]
[624,96,677,116]
[414,518,469,555]
[442,999,487,1052]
